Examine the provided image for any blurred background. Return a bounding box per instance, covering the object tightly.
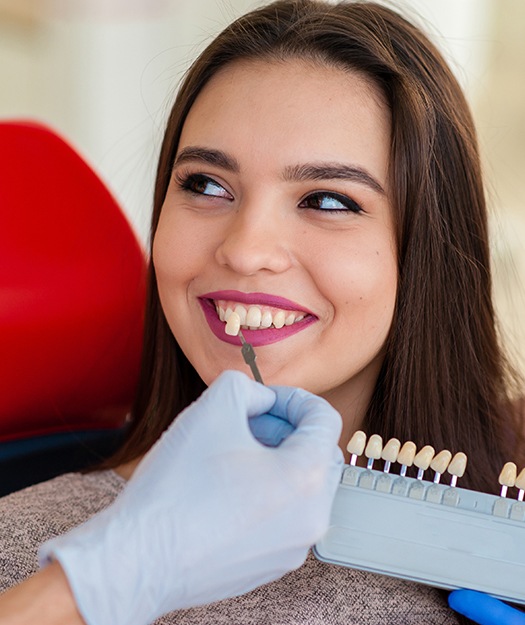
[1,0,525,369]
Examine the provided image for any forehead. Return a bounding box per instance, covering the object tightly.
[178,58,391,180]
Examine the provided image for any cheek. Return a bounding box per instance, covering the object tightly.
[310,234,397,325]
[153,211,207,284]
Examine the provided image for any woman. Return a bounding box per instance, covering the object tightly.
[0,1,522,623]
[107,0,524,495]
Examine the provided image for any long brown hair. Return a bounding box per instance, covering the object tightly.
[106,0,523,494]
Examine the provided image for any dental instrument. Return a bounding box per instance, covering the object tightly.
[238,331,264,384]
[223,312,264,384]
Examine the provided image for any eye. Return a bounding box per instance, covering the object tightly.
[299,191,363,214]
[175,172,233,200]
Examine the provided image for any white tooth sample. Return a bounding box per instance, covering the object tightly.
[414,446,435,479]
[365,434,383,459]
[413,444,434,481]
[284,313,296,326]
[397,441,417,476]
[218,306,226,322]
[273,310,286,329]
[430,449,452,474]
[499,461,517,494]
[246,306,262,328]
[260,310,273,328]
[381,438,401,463]
[381,438,400,473]
[346,431,367,463]
[516,468,525,501]
[234,305,247,326]
[430,450,452,483]
[295,314,305,322]
[225,311,241,336]
[364,434,382,469]
[447,452,467,487]
[224,307,233,322]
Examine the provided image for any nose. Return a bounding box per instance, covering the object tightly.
[214,202,293,276]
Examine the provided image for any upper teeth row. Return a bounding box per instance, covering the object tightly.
[216,303,305,330]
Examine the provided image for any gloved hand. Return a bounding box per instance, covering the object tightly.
[249,412,295,446]
[449,590,525,624]
[39,370,343,625]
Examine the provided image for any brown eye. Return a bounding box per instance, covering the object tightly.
[299,191,362,214]
[178,173,232,199]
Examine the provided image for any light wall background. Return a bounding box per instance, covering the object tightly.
[1,0,525,368]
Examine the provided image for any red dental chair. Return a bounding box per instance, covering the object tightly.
[0,121,147,496]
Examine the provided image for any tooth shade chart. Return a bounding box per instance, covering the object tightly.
[346,431,470,487]
[345,431,525,495]
[153,58,396,450]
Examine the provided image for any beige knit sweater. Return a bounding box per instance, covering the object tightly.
[0,471,460,624]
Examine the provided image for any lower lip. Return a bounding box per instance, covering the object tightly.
[199,298,316,347]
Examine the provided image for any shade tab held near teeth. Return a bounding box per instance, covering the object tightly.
[225,311,241,336]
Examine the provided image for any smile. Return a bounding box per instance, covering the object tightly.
[199,290,317,347]
[217,300,305,330]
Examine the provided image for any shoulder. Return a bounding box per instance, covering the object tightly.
[0,470,124,591]
[155,553,460,625]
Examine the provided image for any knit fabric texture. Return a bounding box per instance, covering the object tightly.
[0,471,459,624]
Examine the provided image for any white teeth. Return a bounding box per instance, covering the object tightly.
[284,313,296,326]
[273,310,286,329]
[246,306,262,328]
[261,310,273,328]
[215,301,307,330]
[225,311,241,336]
[234,305,247,325]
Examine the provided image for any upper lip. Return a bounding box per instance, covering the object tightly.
[200,290,315,315]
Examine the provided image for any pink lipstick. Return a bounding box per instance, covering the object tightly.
[199,290,316,347]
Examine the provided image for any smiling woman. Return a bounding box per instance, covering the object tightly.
[152,59,397,447]
[0,1,524,624]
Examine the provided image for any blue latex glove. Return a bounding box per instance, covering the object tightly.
[449,590,525,624]
[39,370,343,625]
[249,412,295,446]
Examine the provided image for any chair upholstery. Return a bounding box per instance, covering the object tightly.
[0,120,147,492]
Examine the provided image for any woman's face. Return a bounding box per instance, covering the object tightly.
[153,58,397,442]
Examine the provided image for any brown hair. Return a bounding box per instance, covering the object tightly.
[105,0,523,494]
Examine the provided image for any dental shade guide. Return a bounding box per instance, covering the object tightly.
[224,312,264,384]
[314,431,525,606]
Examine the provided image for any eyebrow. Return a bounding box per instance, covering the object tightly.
[174,146,385,195]
[282,163,385,195]
[174,147,240,172]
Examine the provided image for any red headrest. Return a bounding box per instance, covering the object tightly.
[0,121,147,442]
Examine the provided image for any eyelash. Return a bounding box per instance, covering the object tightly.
[174,171,363,214]
[298,191,363,214]
[175,172,233,200]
